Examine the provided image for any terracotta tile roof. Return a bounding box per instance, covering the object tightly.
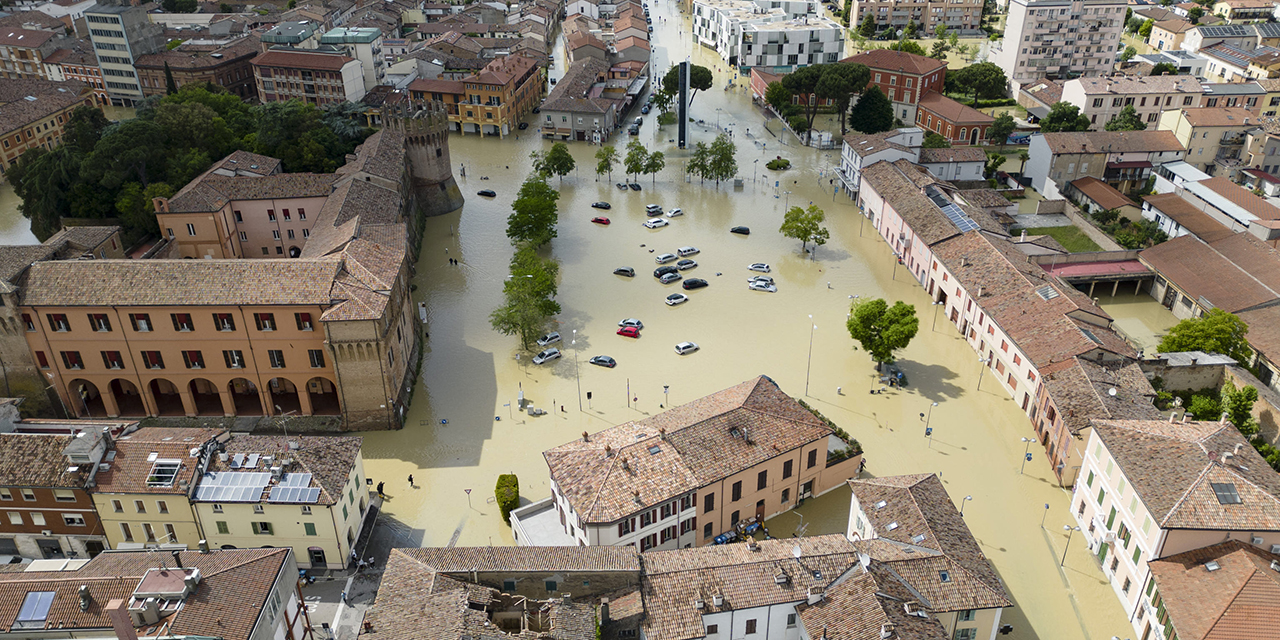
[213,150,282,175]
[1139,235,1279,313]
[1147,540,1280,640]
[1070,176,1137,210]
[1236,306,1280,360]
[341,128,407,183]
[400,546,641,573]
[1154,19,1196,34]
[0,433,87,488]
[955,188,1012,210]
[0,27,55,48]
[0,548,289,640]
[1141,193,1234,243]
[1038,358,1161,436]
[839,49,947,76]
[918,147,986,164]
[918,91,994,125]
[199,434,362,506]
[615,36,649,51]
[0,79,91,137]
[94,427,224,495]
[860,161,997,247]
[1039,130,1186,155]
[797,564,950,640]
[846,474,1010,611]
[1021,79,1063,107]
[1174,107,1255,128]
[167,171,336,212]
[544,376,835,523]
[1198,176,1280,221]
[932,231,1132,368]
[842,131,911,156]
[252,49,355,70]
[0,245,59,285]
[1208,232,1280,293]
[134,33,261,70]
[45,225,120,253]
[0,11,66,32]
[19,258,341,308]
[1091,419,1280,530]
[1071,74,1203,96]
[540,57,614,114]
[303,179,402,258]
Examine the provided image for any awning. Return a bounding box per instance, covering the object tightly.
[1106,161,1152,169]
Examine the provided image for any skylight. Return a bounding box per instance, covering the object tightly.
[648,445,661,455]
[911,533,926,544]
[1035,285,1060,301]
[15,592,54,629]
[874,500,887,509]
[886,521,899,531]
[146,459,183,487]
[1205,561,1221,572]
[939,571,951,583]
[1211,482,1241,504]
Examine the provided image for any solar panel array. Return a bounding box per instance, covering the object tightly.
[280,473,313,487]
[194,472,271,502]
[267,485,322,503]
[926,186,981,233]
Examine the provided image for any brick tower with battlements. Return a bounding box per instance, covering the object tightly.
[382,98,464,217]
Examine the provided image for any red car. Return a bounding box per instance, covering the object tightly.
[591,216,611,225]
[616,326,640,338]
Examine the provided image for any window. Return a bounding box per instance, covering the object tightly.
[14,592,54,629]
[212,504,223,513]
[706,625,718,635]
[786,614,796,627]
[301,505,311,515]
[1211,482,1241,504]
[130,313,151,332]
[216,521,229,534]
[88,314,111,332]
[234,210,243,222]
[30,512,45,526]
[186,223,196,236]
[255,313,276,331]
[111,499,122,512]
[21,489,34,501]
[704,493,714,513]
[296,313,313,331]
[21,314,33,331]
[730,510,740,526]
[224,350,245,369]
[214,313,235,331]
[703,522,713,538]
[304,522,317,536]
[298,208,306,220]
[141,351,164,369]
[60,351,83,370]
[267,210,276,221]
[183,351,205,369]
[64,513,86,526]
[252,522,273,535]
[102,351,124,369]
[52,489,74,502]
[745,619,757,635]
[955,630,977,640]
[48,313,70,332]
[731,481,742,501]
[272,230,281,240]
[757,470,768,490]
[958,609,976,622]
[309,349,325,368]
[7,512,22,525]
[253,504,265,514]
[808,449,818,468]
[36,352,48,369]
[268,350,285,368]
[545,580,558,592]
[171,313,193,331]
[782,459,793,479]
[135,500,146,513]
[120,522,133,541]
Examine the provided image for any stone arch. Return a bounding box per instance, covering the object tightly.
[305,376,341,415]
[147,378,184,416]
[228,378,264,416]
[68,379,106,417]
[188,378,222,416]
[267,377,300,415]
[110,379,146,416]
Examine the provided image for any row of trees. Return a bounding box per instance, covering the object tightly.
[8,83,371,243]
[686,134,737,186]
[763,62,870,135]
[492,166,563,349]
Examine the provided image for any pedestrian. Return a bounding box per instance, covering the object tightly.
[341,591,349,604]
[561,405,566,412]
[408,474,414,487]
[837,387,842,395]
[376,481,384,497]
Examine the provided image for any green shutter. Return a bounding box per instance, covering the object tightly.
[343,505,348,520]
[216,521,229,534]
[304,522,317,536]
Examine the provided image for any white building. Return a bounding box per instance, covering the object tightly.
[319,27,384,92]
[994,0,1127,96]
[692,0,842,70]
[1072,418,1280,640]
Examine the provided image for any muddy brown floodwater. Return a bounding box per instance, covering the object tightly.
[357,4,1148,638]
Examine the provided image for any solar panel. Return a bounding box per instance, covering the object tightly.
[231,454,245,469]
[245,453,260,469]
[267,485,322,503]
[194,472,270,502]
[925,186,981,233]
[281,473,312,487]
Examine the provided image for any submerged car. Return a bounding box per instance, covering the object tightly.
[644,219,669,229]
[748,281,777,293]
[591,201,612,209]
[617,326,641,338]
[536,332,561,346]
[682,278,708,290]
[613,267,635,277]
[748,275,774,286]
[730,226,750,235]
[676,259,697,270]
[666,208,684,218]
[589,355,617,368]
[629,183,642,191]
[748,263,771,273]
[653,265,679,278]
[674,341,699,355]
[655,253,677,264]
[659,272,682,284]
[477,189,496,197]
[591,216,611,225]
[665,293,689,306]
[618,318,644,329]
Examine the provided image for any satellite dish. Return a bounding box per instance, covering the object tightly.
[792,545,802,559]
[1108,388,1117,397]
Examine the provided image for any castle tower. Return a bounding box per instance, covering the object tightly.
[383,98,465,217]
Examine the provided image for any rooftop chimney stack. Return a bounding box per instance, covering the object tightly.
[106,600,140,640]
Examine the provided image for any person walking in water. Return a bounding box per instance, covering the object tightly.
[408,474,414,488]
[376,481,385,497]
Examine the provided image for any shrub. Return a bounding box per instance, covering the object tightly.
[1091,208,1120,224]
[795,398,862,455]
[657,112,676,126]
[787,115,810,133]
[766,158,791,170]
[1187,394,1222,421]
[495,474,520,524]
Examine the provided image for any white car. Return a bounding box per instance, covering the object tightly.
[644,219,669,229]
[645,203,663,213]
[655,253,677,264]
[618,318,644,329]
[536,331,561,346]
[677,246,699,256]
[666,208,684,218]
[748,263,771,273]
[748,275,774,286]
[665,293,689,306]
[674,341,700,355]
[748,281,777,293]
[532,348,561,364]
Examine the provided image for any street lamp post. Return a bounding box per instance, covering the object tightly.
[784,191,793,209]
[1061,525,1082,566]
[959,495,973,517]
[664,385,669,407]
[572,330,582,411]
[931,300,944,331]
[977,357,990,390]
[805,315,816,396]
[1020,437,1034,475]
[1041,503,1051,528]
[922,402,938,447]
[753,159,759,183]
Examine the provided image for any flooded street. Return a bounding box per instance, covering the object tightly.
[0,183,40,246]
[1096,290,1177,353]
[358,2,1139,638]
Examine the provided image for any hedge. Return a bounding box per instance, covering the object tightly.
[766,158,791,170]
[496,474,520,524]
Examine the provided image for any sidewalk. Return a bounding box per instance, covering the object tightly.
[302,494,396,640]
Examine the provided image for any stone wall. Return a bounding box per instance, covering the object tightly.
[456,569,641,601]
[1035,199,1123,251]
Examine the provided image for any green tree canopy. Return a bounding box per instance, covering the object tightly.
[506,175,560,247]
[1187,6,1204,21]
[1157,308,1252,366]
[624,140,649,180]
[858,12,877,37]
[1120,46,1137,62]
[817,63,870,134]
[886,40,926,56]
[1040,102,1091,132]
[987,112,1017,149]
[930,40,950,60]
[846,298,920,366]
[532,142,576,182]
[1222,379,1260,437]
[643,150,665,184]
[765,81,792,113]
[779,204,829,254]
[1104,105,1147,131]
[950,62,1007,106]
[594,145,618,181]
[662,64,713,106]
[923,132,950,148]
[490,247,561,349]
[706,134,738,186]
[1150,62,1179,75]
[1138,19,1154,37]
[848,85,894,134]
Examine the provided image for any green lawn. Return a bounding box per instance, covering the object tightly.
[1019,226,1103,253]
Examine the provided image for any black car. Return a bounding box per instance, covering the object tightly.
[629,183,642,191]
[659,272,682,284]
[592,201,611,209]
[614,266,635,277]
[730,226,750,235]
[518,122,529,130]
[653,265,679,278]
[532,107,541,113]
[682,278,708,290]
[589,355,617,368]
[478,189,496,197]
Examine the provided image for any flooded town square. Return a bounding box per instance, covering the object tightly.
[353,4,1170,640]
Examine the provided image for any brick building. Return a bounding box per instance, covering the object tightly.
[0,78,95,174]
[0,28,59,80]
[840,49,947,125]
[408,52,543,137]
[42,45,106,104]
[133,33,261,99]
[252,48,366,105]
[0,431,108,559]
[915,91,995,146]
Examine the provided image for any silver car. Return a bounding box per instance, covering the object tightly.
[536,331,561,346]
[532,348,561,364]
[618,318,644,329]
[655,253,677,264]
[748,281,777,293]
[674,341,700,355]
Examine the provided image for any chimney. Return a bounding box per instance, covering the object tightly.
[977,286,984,298]
[659,428,666,440]
[198,539,209,553]
[1021,229,1027,241]
[1234,443,1245,456]
[171,551,182,569]
[604,444,614,457]
[880,623,895,639]
[582,431,590,442]
[79,586,91,612]
[106,599,139,640]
